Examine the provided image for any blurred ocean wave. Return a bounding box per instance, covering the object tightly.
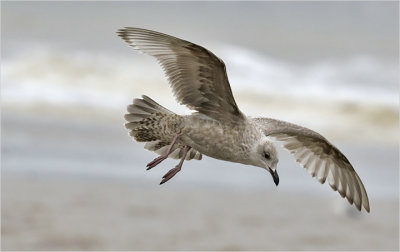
[222,45,398,106]
[3,44,398,104]
[2,45,398,144]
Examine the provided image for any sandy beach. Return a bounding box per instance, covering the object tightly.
[1,173,398,251]
[2,105,399,251]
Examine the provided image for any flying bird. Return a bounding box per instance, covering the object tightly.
[117,27,370,212]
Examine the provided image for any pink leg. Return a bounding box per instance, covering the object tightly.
[160,146,192,185]
[146,132,182,170]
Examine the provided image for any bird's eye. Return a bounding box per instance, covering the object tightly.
[264,152,271,159]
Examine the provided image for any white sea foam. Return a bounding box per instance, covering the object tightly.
[2,44,398,144]
[2,44,397,109]
[220,45,398,106]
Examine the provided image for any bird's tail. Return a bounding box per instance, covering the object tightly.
[124,95,202,160]
[124,95,175,142]
[125,95,174,121]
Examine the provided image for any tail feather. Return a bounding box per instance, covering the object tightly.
[134,95,173,114]
[124,113,149,122]
[125,95,202,161]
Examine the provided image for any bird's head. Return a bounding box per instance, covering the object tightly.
[250,138,279,186]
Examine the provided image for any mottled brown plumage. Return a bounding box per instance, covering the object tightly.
[118,27,370,212]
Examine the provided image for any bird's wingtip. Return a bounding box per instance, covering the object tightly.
[364,202,370,213]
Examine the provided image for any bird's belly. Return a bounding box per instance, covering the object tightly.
[180,118,249,163]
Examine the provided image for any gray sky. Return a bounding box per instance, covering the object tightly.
[2,1,398,64]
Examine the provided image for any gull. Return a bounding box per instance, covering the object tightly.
[117,27,370,212]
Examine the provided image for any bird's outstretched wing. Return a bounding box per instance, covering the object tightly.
[253,117,370,212]
[117,27,244,122]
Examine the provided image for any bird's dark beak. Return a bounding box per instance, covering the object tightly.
[268,168,279,186]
